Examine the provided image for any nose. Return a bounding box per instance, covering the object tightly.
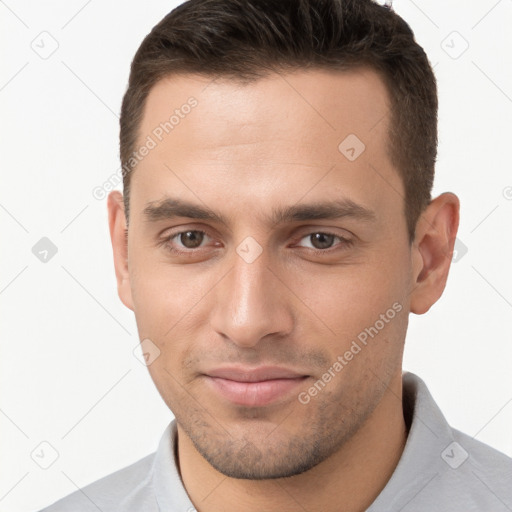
[209,246,294,349]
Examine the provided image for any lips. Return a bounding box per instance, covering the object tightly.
[203,366,309,407]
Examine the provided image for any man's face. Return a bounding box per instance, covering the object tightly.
[118,68,415,478]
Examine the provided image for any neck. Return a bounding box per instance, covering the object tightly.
[177,371,407,512]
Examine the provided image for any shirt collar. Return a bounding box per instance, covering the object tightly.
[152,419,195,511]
[367,371,455,510]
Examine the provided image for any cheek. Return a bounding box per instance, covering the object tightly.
[129,258,182,343]
[295,256,408,359]
[129,257,216,356]
[304,262,403,322]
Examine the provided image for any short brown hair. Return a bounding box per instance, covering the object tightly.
[120,0,437,243]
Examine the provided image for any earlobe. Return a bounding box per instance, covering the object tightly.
[409,192,460,315]
[107,191,134,311]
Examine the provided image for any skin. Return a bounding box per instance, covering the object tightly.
[108,68,459,512]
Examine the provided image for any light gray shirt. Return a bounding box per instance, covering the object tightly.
[39,372,512,511]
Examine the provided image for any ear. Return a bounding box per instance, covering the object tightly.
[409,192,460,315]
[107,191,134,311]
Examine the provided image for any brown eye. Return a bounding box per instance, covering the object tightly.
[179,231,205,249]
[158,229,215,257]
[309,233,335,250]
[294,231,354,254]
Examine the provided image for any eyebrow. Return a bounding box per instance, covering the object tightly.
[142,197,377,226]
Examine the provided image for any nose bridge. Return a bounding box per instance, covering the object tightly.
[210,244,292,347]
[231,251,269,323]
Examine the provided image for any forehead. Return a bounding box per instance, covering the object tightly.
[140,66,390,150]
[130,67,403,231]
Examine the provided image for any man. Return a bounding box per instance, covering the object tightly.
[40,0,512,510]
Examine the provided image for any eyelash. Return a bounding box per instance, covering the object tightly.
[158,229,354,256]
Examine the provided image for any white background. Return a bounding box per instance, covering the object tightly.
[1,1,511,510]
